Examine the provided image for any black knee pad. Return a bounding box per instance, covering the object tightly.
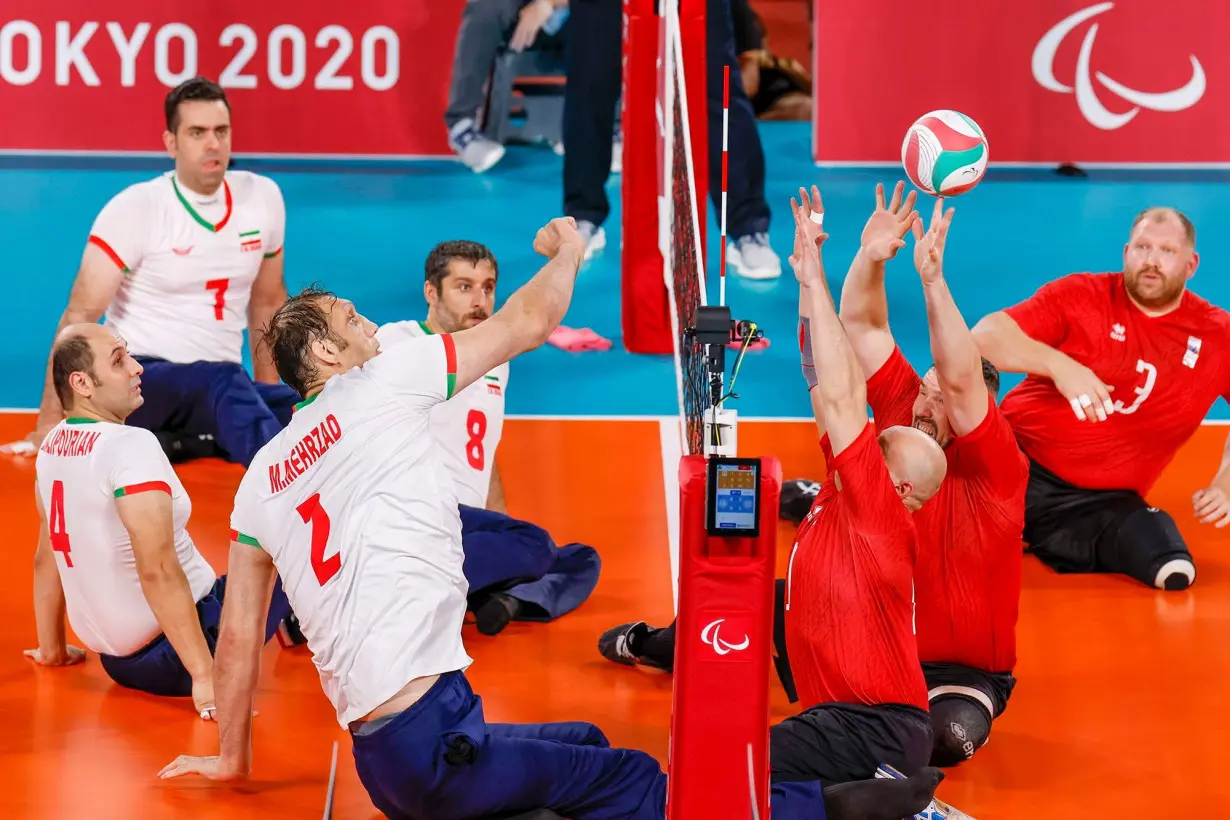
[1114,507,1195,590]
[928,696,990,768]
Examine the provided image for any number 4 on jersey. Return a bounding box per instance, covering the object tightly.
[297,493,341,586]
[48,480,73,567]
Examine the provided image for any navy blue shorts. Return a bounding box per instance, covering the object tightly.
[97,575,292,698]
[127,357,299,467]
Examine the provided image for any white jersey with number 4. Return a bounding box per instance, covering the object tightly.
[376,320,508,508]
[231,334,472,727]
[34,419,216,657]
[89,170,286,365]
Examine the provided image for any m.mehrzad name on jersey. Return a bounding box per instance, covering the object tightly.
[268,414,344,493]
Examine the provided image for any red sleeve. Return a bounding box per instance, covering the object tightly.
[829,422,908,535]
[866,347,920,433]
[947,393,1029,502]
[1002,273,1095,347]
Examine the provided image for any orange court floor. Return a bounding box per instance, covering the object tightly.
[3,411,1230,820]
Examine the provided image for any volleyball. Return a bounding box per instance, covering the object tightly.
[901,110,989,197]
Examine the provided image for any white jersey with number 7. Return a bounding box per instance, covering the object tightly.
[88,170,286,365]
[230,333,473,727]
[376,320,508,508]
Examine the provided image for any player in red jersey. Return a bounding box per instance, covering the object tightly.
[771,186,948,785]
[836,186,1029,768]
[972,207,1230,590]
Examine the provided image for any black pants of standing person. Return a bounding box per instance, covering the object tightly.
[563,0,769,236]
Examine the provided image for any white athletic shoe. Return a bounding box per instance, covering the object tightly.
[726,232,782,280]
[449,119,506,174]
[576,220,607,261]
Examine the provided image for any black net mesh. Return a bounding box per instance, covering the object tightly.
[670,67,708,457]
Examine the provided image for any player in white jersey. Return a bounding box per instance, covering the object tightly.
[376,240,600,636]
[159,218,938,820]
[11,77,297,468]
[27,322,296,717]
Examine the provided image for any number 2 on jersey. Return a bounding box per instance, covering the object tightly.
[205,279,230,321]
[48,480,73,567]
[297,493,340,586]
[466,409,487,470]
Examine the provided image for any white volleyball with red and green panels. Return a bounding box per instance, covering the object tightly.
[901,110,989,197]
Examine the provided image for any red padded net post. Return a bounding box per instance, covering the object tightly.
[620,0,708,354]
[667,455,781,820]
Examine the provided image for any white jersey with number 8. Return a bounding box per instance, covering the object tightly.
[231,334,473,727]
[88,170,286,365]
[376,320,508,508]
[34,418,216,657]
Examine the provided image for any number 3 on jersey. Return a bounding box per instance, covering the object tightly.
[466,409,487,470]
[297,493,341,586]
[48,480,73,567]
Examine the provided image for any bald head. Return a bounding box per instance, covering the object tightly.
[51,323,144,420]
[878,425,947,511]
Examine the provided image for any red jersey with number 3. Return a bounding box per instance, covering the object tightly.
[785,422,929,711]
[1000,273,1230,495]
[866,348,1027,673]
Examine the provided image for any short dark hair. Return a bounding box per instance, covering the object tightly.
[52,334,99,410]
[1131,207,1196,247]
[926,358,1000,397]
[261,286,348,396]
[424,241,498,293]
[164,77,230,133]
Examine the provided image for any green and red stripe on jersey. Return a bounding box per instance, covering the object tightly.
[230,529,262,548]
[442,333,457,399]
[88,235,130,274]
[171,175,233,232]
[113,481,172,498]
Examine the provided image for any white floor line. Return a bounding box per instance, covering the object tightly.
[658,416,685,615]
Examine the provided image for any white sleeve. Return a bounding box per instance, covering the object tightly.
[229,474,264,550]
[88,184,150,273]
[260,176,286,258]
[367,333,457,410]
[106,429,176,499]
[375,321,421,350]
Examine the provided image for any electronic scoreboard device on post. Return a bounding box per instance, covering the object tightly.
[669,303,781,819]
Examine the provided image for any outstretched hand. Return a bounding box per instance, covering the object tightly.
[861,181,918,263]
[788,186,828,288]
[912,197,955,285]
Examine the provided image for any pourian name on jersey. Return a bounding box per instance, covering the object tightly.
[40,427,103,458]
[269,414,344,493]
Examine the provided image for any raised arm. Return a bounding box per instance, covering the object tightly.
[912,199,988,436]
[837,182,918,376]
[160,538,276,782]
[450,218,585,395]
[790,187,868,456]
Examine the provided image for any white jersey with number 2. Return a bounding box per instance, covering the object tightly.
[34,418,216,657]
[88,170,286,365]
[231,334,472,727]
[376,320,508,508]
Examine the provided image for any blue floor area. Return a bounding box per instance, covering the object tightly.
[2,121,1228,417]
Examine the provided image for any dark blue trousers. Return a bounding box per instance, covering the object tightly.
[351,672,827,820]
[97,575,292,697]
[460,505,600,621]
[128,357,300,467]
[706,0,770,238]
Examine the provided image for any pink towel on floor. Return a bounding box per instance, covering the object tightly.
[547,325,613,352]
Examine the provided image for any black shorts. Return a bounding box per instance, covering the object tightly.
[921,662,1016,720]
[1023,458,1189,578]
[768,702,933,786]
